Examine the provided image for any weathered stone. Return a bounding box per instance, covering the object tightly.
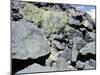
[84,59,96,70]
[58,46,72,62]
[68,39,73,49]
[69,27,83,38]
[64,27,83,39]
[84,31,95,42]
[11,0,23,21]
[82,19,94,31]
[66,65,77,70]
[45,47,58,67]
[80,42,96,55]
[73,37,83,44]
[49,34,63,41]
[52,58,77,71]
[76,39,86,50]
[71,44,79,62]
[12,13,23,21]
[11,20,51,59]
[79,28,86,32]
[69,18,81,26]
[51,40,65,50]
[86,24,93,31]
[75,60,85,69]
[55,57,69,71]
[82,20,89,27]
[88,32,96,41]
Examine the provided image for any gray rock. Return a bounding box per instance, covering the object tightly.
[12,13,23,21]
[82,20,90,27]
[66,65,77,70]
[51,40,65,50]
[71,37,86,62]
[11,20,51,59]
[84,31,95,42]
[52,57,77,71]
[69,18,81,26]
[68,39,73,49]
[71,44,79,62]
[69,27,83,38]
[58,46,72,62]
[76,39,87,50]
[80,42,96,55]
[49,34,63,40]
[55,57,69,71]
[75,61,85,69]
[46,55,74,71]
[82,19,94,31]
[64,27,83,39]
[16,63,56,74]
[86,24,93,31]
[73,37,83,44]
[46,58,55,67]
[84,59,96,70]
[79,28,86,32]
[88,32,96,41]
[11,0,23,21]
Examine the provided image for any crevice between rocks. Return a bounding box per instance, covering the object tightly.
[12,53,50,75]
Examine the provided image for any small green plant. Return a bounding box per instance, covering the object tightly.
[20,2,70,34]
[42,10,69,34]
[20,2,45,25]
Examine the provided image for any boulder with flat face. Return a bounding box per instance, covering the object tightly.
[79,42,96,55]
[73,37,87,50]
[11,20,51,59]
[71,44,79,62]
[58,46,72,62]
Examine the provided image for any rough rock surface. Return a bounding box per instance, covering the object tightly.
[12,20,51,59]
[71,44,79,62]
[75,60,85,69]
[84,59,96,70]
[58,46,72,61]
[80,42,96,55]
[11,1,96,74]
[52,40,65,50]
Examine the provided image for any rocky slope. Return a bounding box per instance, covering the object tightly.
[11,0,96,75]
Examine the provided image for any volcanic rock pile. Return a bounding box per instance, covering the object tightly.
[11,0,96,75]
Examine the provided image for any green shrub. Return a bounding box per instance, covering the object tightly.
[20,2,45,24]
[20,2,69,34]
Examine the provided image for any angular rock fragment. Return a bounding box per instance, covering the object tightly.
[80,42,96,55]
[11,0,23,21]
[73,37,87,50]
[51,40,65,50]
[84,31,94,42]
[58,46,72,62]
[75,60,85,69]
[84,59,96,70]
[55,57,69,71]
[71,44,79,62]
[76,39,86,50]
[49,34,63,41]
[68,39,73,49]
